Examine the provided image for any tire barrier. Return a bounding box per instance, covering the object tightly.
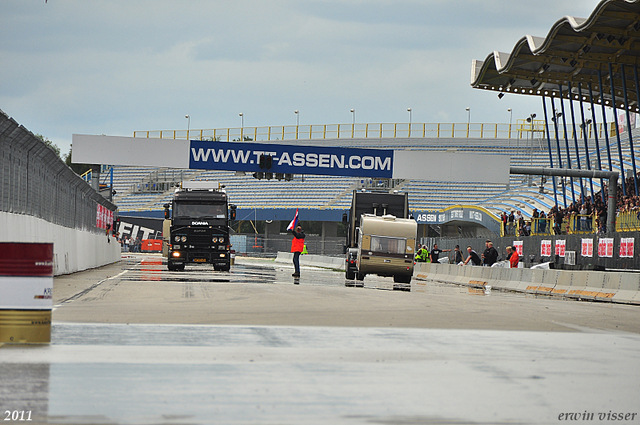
[0,243,53,343]
[414,262,640,305]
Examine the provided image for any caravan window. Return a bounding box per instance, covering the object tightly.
[370,236,406,254]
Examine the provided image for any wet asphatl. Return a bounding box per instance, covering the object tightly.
[1,253,637,424]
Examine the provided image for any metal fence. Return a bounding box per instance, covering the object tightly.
[0,110,116,233]
[134,121,616,142]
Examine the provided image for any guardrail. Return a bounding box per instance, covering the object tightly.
[501,215,599,237]
[134,121,615,142]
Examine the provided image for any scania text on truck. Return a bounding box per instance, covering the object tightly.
[163,181,236,271]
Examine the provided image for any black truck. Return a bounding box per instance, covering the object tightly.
[163,182,236,271]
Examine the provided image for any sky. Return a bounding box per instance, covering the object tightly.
[1,0,604,156]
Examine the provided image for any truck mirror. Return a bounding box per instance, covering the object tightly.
[342,212,348,224]
[230,204,237,220]
[342,244,347,254]
[164,205,170,220]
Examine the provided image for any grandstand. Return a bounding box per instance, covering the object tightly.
[103,124,640,224]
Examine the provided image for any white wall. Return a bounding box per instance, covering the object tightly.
[0,212,121,276]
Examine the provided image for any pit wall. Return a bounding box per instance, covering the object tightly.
[0,212,120,276]
[414,262,640,305]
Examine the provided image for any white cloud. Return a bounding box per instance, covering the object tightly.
[0,0,603,155]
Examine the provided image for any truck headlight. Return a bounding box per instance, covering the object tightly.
[181,236,187,242]
[174,236,180,242]
[219,253,226,258]
[172,251,181,258]
[212,237,218,243]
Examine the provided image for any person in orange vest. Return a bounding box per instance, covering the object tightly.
[290,225,305,277]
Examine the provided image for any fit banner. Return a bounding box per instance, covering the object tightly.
[541,240,552,257]
[555,240,566,258]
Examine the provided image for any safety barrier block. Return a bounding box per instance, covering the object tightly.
[613,273,640,304]
[564,271,589,299]
[487,267,502,288]
[432,263,448,283]
[518,269,535,292]
[413,262,430,281]
[502,268,523,291]
[467,267,487,287]
[553,270,574,297]
[442,264,459,284]
[529,269,554,295]
[491,268,513,290]
[452,265,468,285]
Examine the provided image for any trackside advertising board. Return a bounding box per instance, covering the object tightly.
[189,140,394,178]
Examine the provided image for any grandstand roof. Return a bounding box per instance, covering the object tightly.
[471,0,640,111]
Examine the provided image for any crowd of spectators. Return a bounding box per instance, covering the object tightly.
[501,174,640,236]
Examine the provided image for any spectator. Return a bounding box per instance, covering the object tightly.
[506,246,519,268]
[430,243,450,263]
[453,245,464,264]
[463,246,481,266]
[507,211,515,235]
[482,240,498,266]
[501,212,508,235]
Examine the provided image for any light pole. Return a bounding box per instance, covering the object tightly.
[465,107,470,137]
[294,110,299,126]
[239,112,243,140]
[185,115,190,140]
[507,108,512,142]
[350,108,356,138]
[407,108,412,137]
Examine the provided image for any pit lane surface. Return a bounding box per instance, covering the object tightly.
[1,253,639,425]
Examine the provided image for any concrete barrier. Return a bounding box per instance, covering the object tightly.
[0,212,121,276]
[613,273,640,304]
[275,252,346,271]
[278,252,640,305]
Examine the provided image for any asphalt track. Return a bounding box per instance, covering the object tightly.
[1,253,639,425]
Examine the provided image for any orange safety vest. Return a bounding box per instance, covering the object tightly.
[291,235,305,253]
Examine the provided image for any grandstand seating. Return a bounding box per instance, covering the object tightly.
[104,127,640,222]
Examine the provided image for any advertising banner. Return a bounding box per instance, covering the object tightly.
[598,237,614,258]
[619,237,635,258]
[189,140,394,178]
[541,240,552,257]
[581,238,593,257]
[513,241,523,256]
[555,239,566,257]
[96,204,113,230]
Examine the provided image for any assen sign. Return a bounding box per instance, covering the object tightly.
[72,135,510,183]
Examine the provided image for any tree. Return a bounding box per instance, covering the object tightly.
[35,134,60,157]
[63,146,91,176]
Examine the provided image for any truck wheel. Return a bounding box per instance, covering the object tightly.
[345,269,355,280]
[177,264,185,271]
[393,274,411,284]
[356,272,366,281]
[167,262,176,271]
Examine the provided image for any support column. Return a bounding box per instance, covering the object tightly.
[91,165,100,193]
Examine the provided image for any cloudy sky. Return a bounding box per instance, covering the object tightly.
[1,0,603,156]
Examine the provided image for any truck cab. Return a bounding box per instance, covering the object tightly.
[163,181,236,271]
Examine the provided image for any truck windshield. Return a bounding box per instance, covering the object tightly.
[370,236,406,254]
[174,203,226,218]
